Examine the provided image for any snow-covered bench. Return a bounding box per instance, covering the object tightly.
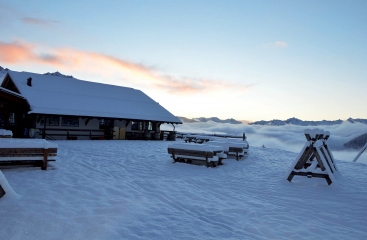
[0,129,12,138]
[0,139,57,170]
[204,140,249,160]
[167,143,227,167]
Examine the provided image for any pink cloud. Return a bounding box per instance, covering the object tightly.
[0,40,253,94]
[21,17,59,26]
[0,41,36,63]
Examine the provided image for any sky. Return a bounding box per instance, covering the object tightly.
[0,0,366,122]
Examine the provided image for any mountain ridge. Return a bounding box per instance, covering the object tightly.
[249,117,367,126]
[179,116,367,126]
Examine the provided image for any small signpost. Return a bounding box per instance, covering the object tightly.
[287,129,338,185]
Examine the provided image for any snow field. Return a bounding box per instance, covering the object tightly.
[0,140,367,239]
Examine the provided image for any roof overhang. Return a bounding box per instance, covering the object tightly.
[0,87,30,107]
[27,112,182,124]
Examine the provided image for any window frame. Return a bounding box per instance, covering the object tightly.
[40,115,59,126]
[61,116,79,127]
[131,121,143,131]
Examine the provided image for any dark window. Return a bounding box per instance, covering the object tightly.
[40,116,59,126]
[131,121,143,131]
[62,116,79,127]
[99,119,113,129]
[8,112,16,125]
[144,121,156,131]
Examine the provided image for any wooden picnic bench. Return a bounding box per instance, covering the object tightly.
[228,147,244,160]
[168,144,226,167]
[0,139,57,170]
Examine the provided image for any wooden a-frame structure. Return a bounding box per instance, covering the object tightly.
[287,129,339,185]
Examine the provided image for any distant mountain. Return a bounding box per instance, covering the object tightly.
[344,133,367,149]
[0,66,9,81]
[0,66,9,73]
[178,117,242,124]
[43,71,74,78]
[0,67,75,79]
[249,117,367,126]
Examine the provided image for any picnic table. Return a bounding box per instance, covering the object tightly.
[168,143,227,167]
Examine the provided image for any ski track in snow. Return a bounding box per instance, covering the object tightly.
[1,140,367,240]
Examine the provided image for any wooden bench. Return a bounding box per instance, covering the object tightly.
[0,139,57,170]
[167,144,226,167]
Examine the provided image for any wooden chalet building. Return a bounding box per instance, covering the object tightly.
[0,70,182,140]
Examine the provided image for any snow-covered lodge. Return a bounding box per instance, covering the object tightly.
[0,70,181,140]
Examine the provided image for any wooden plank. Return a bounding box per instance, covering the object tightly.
[289,171,332,185]
[167,148,214,158]
[0,148,57,154]
[42,149,48,170]
[294,146,314,170]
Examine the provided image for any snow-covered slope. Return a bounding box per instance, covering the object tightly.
[344,133,367,149]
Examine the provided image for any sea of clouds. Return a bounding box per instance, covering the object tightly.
[161,121,367,163]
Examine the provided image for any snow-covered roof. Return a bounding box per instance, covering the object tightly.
[4,71,182,124]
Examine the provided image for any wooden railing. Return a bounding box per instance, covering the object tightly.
[37,128,114,140]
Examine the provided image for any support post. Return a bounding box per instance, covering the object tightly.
[42,148,48,170]
[42,115,46,139]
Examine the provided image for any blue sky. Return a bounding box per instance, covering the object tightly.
[1,0,366,121]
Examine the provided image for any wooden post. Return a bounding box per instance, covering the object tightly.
[42,148,48,170]
[42,115,46,139]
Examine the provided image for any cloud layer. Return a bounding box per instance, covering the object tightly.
[161,121,367,163]
[0,40,253,94]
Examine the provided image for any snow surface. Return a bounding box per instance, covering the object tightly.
[0,138,57,148]
[1,139,367,239]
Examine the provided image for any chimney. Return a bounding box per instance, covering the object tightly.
[27,77,32,86]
